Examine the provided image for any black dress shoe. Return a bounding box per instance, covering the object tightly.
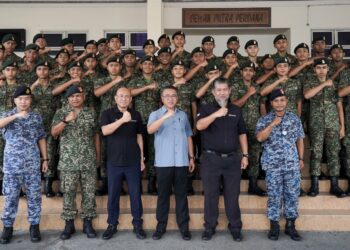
[102,224,117,240]
[152,229,165,240]
[133,227,146,239]
[230,230,242,242]
[29,224,41,242]
[201,228,215,240]
[181,230,192,240]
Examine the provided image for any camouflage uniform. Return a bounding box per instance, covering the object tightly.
[51,106,98,220]
[172,51,191,69]
[153,68,173,85]
[231,81,262,177]
[271,52,296,65]
[255,111,304,221]
[207,56,224,71]
[1,108,45,226]
[4,53,22,64]
[17,66,37,86]
[304,78,342,177]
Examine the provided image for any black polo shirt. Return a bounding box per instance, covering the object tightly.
[100,107,143,166]
[197,101,247,154]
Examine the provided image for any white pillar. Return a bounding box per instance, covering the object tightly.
[147,0,163,41]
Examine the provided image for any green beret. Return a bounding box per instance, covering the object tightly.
[240,61,256,70]
[261,54,274,64]
[107,56,122,65]
[32,33,45,43]
[60,38,74,46]
[191,47,204,56]
[35,60,52,70]
[294,43,309,54]
[202,36,215,45]
[65,85,83,98]
[83,53,97,62]
[97,38,107,46]
[222,49,236,58]
[158,34,170,44]
[55,49,70,59]
[205,62,220,73]
[68,60,82,70]
[171,59,185,69]
[172,30,185,40]
[274,57,289,65]
[313,57,328,67]
[157,47,171,55]
[123,48,136,56]
[245,39,258,49]
[329,44,343,53]
[143,39,155,49]
[140,55,155,64]
[84,40,97,49]
[273,34,287,44]
[13,85,31,98]
[1,34,16,44]
[1,59,19,70]
[25,43,39,52]
[227,36,239,44]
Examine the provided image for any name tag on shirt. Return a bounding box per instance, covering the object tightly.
[228,114,236,117]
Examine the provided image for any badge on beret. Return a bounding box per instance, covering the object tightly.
[77,62,81,66]
[214,65,217,70]
[179,61,182,65]
[282,35,286,39]
[210,37,214,42]
[253,40,257,45]
[44,61,48,66]
[26,88,30,94]
[13,62,17,66]
[321,59,325,64]
[280,89,284,95]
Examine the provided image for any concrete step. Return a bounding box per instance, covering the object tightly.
[4,208,350,232]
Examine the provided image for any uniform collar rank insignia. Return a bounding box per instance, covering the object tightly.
[214,65,217,70]
[322,59,325,64]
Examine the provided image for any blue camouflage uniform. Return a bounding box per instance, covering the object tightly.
[1,108,46,227]
[255,111,304,221]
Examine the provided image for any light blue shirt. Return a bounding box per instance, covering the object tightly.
[148,106,193,167]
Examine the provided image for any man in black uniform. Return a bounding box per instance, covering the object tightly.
[196,77,248,242]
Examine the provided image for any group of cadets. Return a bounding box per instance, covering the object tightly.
[0,30,350,236]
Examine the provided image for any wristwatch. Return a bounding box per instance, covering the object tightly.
[189,156,195,160]
[62,119,69,124]
[242,154,249,158]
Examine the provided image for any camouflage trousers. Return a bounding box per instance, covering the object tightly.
[266,168,300,221]
[60,170,97,220]
[342,132,350,177]
[1,172,41,227]
[143,126,155,177]
[309,127,341,177]
[0,136,4,180]
[44,135,59,178]
[246,130,261,178]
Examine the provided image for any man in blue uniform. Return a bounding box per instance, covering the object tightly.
[0,86,48,244]
[256,88,304,241]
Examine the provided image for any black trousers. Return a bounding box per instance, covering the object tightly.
[155,167,189,232]
[200,152,242,230]
[107,164,143,228]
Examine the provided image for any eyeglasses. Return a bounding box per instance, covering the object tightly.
[116,95,131,99]
[162,95,177,99]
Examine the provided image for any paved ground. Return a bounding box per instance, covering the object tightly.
[1,230,350,250]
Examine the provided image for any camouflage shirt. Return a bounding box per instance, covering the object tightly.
[0,81,21,113]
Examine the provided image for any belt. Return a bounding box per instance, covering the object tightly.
[203,149,237,158]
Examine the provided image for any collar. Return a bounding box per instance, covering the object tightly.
[160,106,178,114]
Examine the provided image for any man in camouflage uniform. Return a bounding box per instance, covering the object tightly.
[311,36,326,58]
[32,33,56,66]
[231,61,266,196]
[154,47,173,84]
[328,44,347,82]
[50,49,70,83]
[171,31,191,69]
[201,36,224,71]
[0,86,48,244]
[221,49,241,84]
[31,60,59,197]
[256,88,305,241]
[51,85,99,240]
[226,36,245,63]
[121,48,140,84]
[17,44,40,86]
[127,55,160,195]
[1,34,22,64]
[271,34,296,65]
[157,34,171,50]
[304,58,346,198]
[243,39,261,69]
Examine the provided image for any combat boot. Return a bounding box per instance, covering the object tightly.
[248,177,267,196]
[307,176,319,197]
[60,219,75,240]
[330,176,346,198]
[83,218,97,238]
[0,226,13,244]
[267,220,279,240]
[285,218,301,241]
[45,177,55,197]
[29,224,41,242]
[96,177,108,196]
[0,180,2,196]
[148,176,157,195]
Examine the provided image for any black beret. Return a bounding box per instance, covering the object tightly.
[83,53,97,62]
[157,47,171,55]
[329,44,343,53]
[202,36,215,45]
[227,36,239,44]
[65,85,83,98]
[84,40,97,49]
[123,48,136,56]
[35,60,52,70]
[24,43,39,51]
[107,56,122,65]
[68,60,83,70]
[240,61,256,70]
[1,59,19,70]
[222,49,236,58]
[143,39,155,48]
[245,39,258,49]
[140,55,155,64]
[32,33,45,43]
[294,43,309,54]
[172,30,185,40]
[313,57,328,67]
[171,59,185,69]
[60,38,74,46]
[261,54,274,63]
[205,62,220,73]
[55,49,70,59]
[158,34,170,44]
[0,44,4,51]
[273,34,287,44]
[191,47,204,56]
[1,34,16,44]
[97,38,107,46]
[312,36,326,45]
[107,34,122,42]
[275,57,289,65]
[13,85,31,98]
[269,88,285,101]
